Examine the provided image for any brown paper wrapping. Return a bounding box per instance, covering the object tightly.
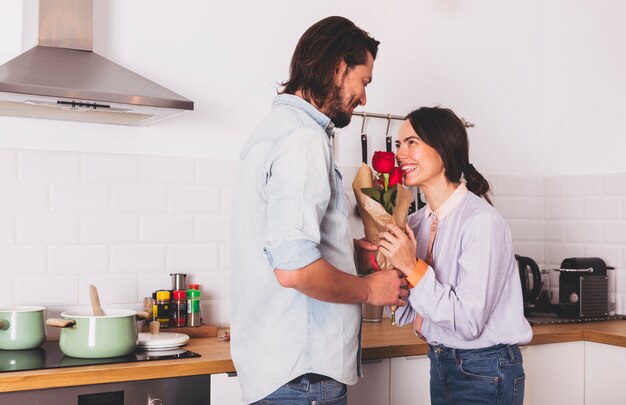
[352,163,413,272]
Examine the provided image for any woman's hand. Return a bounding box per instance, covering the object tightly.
[378,223,418,277]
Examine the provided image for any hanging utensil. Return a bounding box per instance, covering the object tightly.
[89,284,105,316]
[360,113,368,163]
[385,114,392,152]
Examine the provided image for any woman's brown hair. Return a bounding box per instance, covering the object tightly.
[406,107,493,205]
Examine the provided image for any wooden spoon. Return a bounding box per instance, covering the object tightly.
[89,284,106,316]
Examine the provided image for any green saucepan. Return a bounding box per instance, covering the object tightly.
[47,309,150,359]
[0,306,47,350]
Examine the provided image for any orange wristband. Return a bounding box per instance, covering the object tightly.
[406,259,428,289]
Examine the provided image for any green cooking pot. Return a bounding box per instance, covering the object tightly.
[0,306,47,350]
[47,309,150,359]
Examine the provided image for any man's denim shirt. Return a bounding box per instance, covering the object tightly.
[231,94,361,403]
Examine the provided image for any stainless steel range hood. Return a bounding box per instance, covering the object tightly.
[0,0,194,126]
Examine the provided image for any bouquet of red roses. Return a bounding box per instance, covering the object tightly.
[353,151,413,323]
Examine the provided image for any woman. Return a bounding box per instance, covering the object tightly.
[378,107,532,405]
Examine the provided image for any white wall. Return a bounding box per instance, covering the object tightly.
[1,1,626,327]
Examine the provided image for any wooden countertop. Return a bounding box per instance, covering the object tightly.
[2,321,626,393]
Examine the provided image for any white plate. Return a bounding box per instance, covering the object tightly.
[137,332,189,349]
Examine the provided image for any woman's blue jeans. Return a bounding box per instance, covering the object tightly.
[428,343,525,405]
[250,373,347,405]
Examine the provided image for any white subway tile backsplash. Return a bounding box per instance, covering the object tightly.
[167,244,220,271]
[566,175,604,196]
[15,275,78,306]
[512,243,544,263]
[219,298,230,327]
[137,273,172,299]
[200,299,221,327]
[603,221,626,244]
[197,159,237,186]
[220,243,231,270]
[3,146,625,329]
[492,195,514,218]
[0,245,46,275]
[0,277,15,306]
[544,176,567,197]
[81,214,138,243]
[220,187,233,215]
[513,197,545,218]
[111,185,168,213]
[603,173,626,196]
[142,156,195,185]
[190,271,230,300]
[17,214,79,243]
[0,150,16,181]
[544,221,566,242]
[196,215,231,241]
[565,222,603,242]
[495,175,543,196]
[140,215,193,242]
[82,154,140,184]
[546,243,585,264]
[110,244,165,273]
[0,215,14,243]
[169,186,220,213]
[582,245,621,268]
[546,198,584,219]
[0,183,47,212]
[78,275,138,305]
[48,245,108,274]
[508,220,544,241]
[50,184,109,213]
[19,151,80,183]
[584,197,622,219]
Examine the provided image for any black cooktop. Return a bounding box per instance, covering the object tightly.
[0,340,201,373]
[525,312,624,325]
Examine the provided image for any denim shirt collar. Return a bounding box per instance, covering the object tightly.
[272,94,334,136]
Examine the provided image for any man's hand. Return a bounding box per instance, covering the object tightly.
[363,269,409,307]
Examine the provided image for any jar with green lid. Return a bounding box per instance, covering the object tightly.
[186,288,201,327]
[155,290,171,328]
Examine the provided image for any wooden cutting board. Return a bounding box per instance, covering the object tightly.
[141,323,218,338]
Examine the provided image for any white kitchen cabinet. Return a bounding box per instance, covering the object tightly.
[211,372,244,405]
[521,342,584,405]
[348,359,391,405]
[584,341,626,405]
[389,354,431,405]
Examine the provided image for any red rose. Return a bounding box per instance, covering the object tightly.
[388,166,402,187]
[372,151,395,174]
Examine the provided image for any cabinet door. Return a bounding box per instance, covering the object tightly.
[584,341,626,405]
[348,359,390,405]
[389,355,430,405]
[210,372,244,405]
[522,342,584,405]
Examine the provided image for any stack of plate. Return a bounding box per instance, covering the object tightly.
[137,332,189,351]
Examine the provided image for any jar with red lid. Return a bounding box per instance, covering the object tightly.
[171,289,187,327]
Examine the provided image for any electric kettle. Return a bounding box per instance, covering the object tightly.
[515,254,542,315]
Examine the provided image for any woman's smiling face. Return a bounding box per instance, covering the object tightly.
[395,120,446,188]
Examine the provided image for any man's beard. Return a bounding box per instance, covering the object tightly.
[326,85,353,128]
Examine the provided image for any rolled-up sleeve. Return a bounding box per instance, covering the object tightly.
[263,127,331,270]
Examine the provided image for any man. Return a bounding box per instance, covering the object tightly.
[231,16,408,404]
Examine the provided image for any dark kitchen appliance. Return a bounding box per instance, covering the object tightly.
[557,257,608,318]
[516,254,542,315]
[0,340,206,404]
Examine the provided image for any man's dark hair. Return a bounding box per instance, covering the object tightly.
[280,16,379,108]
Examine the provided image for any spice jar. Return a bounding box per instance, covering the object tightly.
[171,289,187,327]
[155,290,171,329]
[186,288,201,327]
